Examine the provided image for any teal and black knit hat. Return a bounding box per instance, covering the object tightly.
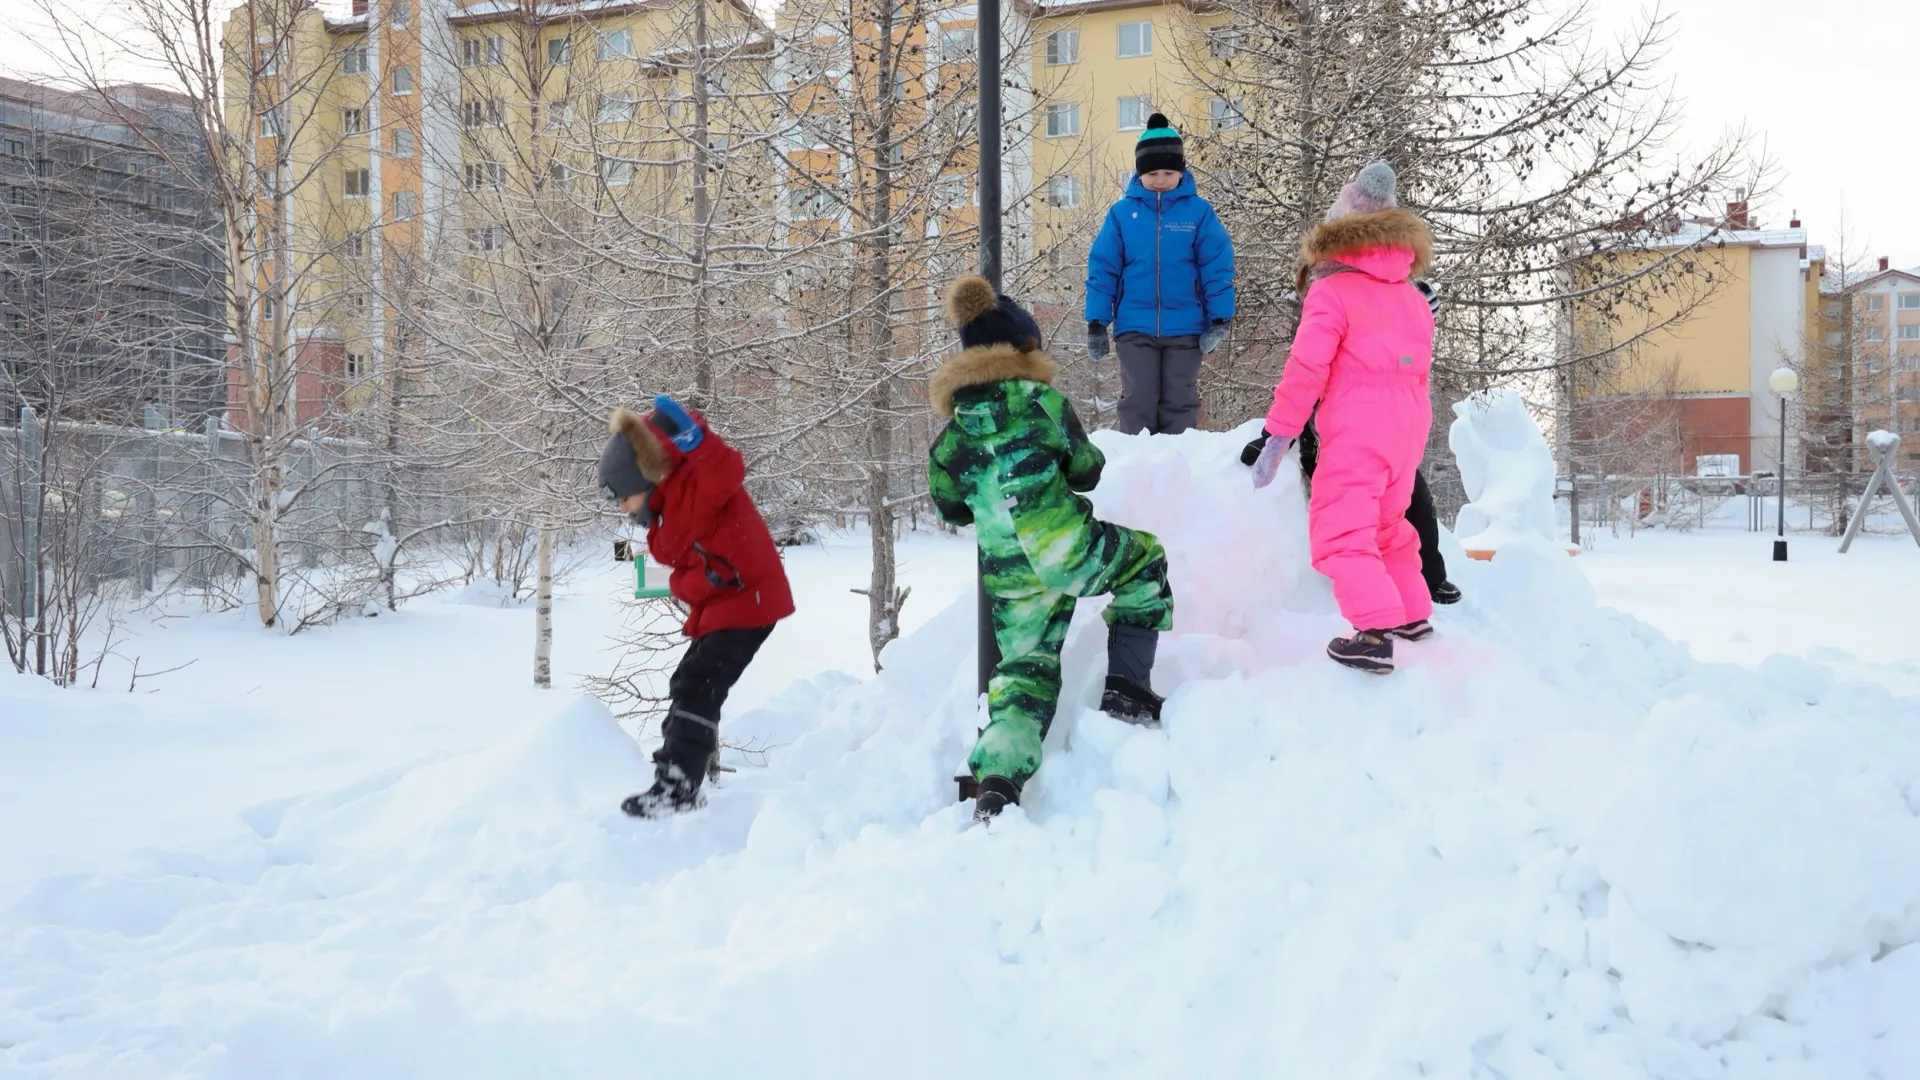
[1134,113,1184,175]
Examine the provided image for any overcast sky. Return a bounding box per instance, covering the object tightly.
[2,0,1912,269]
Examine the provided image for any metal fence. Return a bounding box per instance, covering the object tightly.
[2,409,430,614]
[1553,469,1917,541]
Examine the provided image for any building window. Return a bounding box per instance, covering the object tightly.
[344,167,371,197]
[2,137,22,157]
[463,37,484,67]
[1867,326,1886,342]
[936,27,974,64]
[462,99,484,128]
[1045,103,1080,138]
[1901,353,1920,371]
[5,311,24,331]
[1824,300,1842,317]
[488,99,505,127]
[1867,355,1885,373]
[1900,294,1920,309]
[346,231,367,256]
[1869,294,1885,311]
[597,29,634,60]
[707,72,729,95]
[1899,385,1920,403]
[547,36,571,65]
[342,108,366,135]
[935,173,969,209]
[1900,326,1920,340]
[391,65,413,94]
[6,186,27,205]
[788,186,833,219]
[1048,175,1080,209]
[1046,30,1078,66]
[1117,22,1152,58]
[467,224,507,252]
[258,48,280,78]
[597,94,636,124]
[391,128,414,156]
[1117,96,1150,131]
[260,108,285,138]
[1207,27,1241,59]
[548,161,572,190]
[546,100,573,129]
[1210,98,1244,130]
[392,190,416,219]
[389,1,409,27]
[346,352,367,378]
[599,158,634,186]
[487,35,504,65]
[1825,330,1843,347]
[343,45,368,75]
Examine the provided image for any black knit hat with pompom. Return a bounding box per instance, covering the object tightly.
[1134,113,1184,175]
[944,276,1043,352]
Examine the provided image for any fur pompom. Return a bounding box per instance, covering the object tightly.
[1147,112,1170,129]
[609,406,646,437]
[944,275,998,327]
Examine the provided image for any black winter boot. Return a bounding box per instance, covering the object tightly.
[1430,580,1462,605]
[973,775,1021,822]
[1386,619,1433,642]
[621,753,708,818]
[622,710,717,818]
[1327,630,1395,674]
[1101,676,1164,724]
[1103,623,1164,724]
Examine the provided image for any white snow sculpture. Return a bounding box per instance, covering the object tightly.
[1449,389,1562,557]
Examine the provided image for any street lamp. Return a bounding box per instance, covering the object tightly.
[1770,366,1799,562]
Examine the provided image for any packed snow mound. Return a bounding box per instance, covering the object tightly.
[6,427,1920,1079]
[1452,388,1561,552]
[1868,428,1901,456]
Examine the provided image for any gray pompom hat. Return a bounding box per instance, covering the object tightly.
[1326,161,1398,220]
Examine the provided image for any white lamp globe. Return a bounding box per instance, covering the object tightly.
[1770,367,1800,394]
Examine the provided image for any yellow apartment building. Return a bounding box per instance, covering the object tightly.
[224,0,763,427]
[1571,205,1823,476]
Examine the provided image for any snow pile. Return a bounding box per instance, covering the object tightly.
[4,426,1920,1079]
[1451,389,1562,553]
[1868,428,1901,457]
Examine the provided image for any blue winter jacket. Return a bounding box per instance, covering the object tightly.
[1085,172,1236,338]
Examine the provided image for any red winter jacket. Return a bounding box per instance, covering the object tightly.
[609,406,795,637]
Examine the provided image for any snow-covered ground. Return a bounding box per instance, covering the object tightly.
[3,425,1918,1079]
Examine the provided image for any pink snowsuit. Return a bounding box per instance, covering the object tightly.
[1263,209,1436,632]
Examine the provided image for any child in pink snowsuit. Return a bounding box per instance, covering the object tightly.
[1249,162,1435,674]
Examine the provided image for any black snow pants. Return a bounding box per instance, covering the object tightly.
[657,624,776,778]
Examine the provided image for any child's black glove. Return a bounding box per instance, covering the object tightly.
[1240,431,1270,467]
[1087,321,1109,361]
[1415,280,1440,319]
[1200,319,1229,355]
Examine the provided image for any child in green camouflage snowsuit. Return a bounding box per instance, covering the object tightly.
[928,276,1175,820]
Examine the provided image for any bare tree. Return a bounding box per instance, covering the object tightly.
[1172,0,1765,449]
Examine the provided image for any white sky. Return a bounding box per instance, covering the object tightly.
[3,0,1913,269]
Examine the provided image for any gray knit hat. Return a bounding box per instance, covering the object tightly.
[1326,161,1397,220]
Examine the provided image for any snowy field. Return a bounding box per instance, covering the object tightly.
[4,425,1919,1079]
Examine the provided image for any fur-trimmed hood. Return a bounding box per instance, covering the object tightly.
[929,344,1059,418]
[608,406,675,483]
[1300,208,1432,282]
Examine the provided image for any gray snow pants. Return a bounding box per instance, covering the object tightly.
[1115,332,1203,435]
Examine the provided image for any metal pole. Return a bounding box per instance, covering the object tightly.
[1774,402,1789,561]
[975,0,1002,698]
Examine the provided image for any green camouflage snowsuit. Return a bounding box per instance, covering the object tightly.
[927,344,1174,788]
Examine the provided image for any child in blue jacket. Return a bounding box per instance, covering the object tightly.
[1085,114,1236,435]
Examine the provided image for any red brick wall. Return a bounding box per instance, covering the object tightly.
[225,335,346,434]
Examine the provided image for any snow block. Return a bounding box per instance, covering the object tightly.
[1450,389,1576,559]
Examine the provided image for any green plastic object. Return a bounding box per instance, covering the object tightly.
[634,557,671,600]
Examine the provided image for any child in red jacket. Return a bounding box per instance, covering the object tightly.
[598,395,795,817]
